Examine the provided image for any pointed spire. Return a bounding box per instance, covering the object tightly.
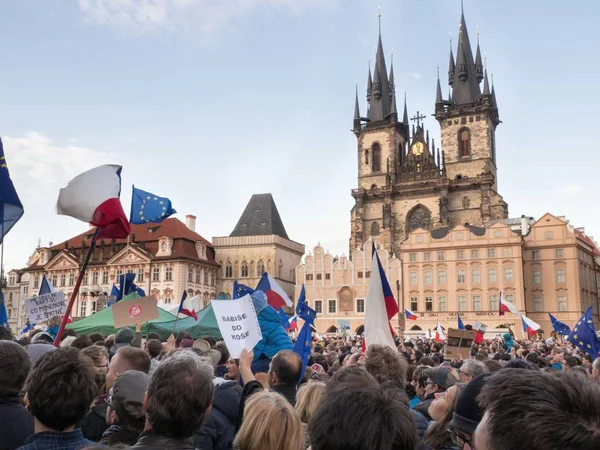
[436,147,441,167]
[354,85,361,120]
[390,88,398,116]
[448,41,455,86]
[491,74,498,107]
[451,6,482,104]
[483,68,490,95]
[426,130,430,147]
[366,9,392,122]
[367,62,372,102]
[403,93,409,126]
[372,62,382,99]
[389,58,395,98]
[475,34,484,82]
[436,66,444,103]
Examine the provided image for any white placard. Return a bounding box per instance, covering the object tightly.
[25,291,67,324]
[211,294,262,359]
[473,321,488,333]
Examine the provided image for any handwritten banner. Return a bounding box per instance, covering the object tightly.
[112,296,159,328]
[25,291,66,323]
[211,294,262,359]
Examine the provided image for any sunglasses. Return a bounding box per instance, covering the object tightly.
[448,428,475,449]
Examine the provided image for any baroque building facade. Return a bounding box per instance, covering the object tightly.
[350,10,507,258]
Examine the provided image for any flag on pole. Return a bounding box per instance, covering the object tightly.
[296,285,316,323]
[364,243,396,350]
[566,307,600,357]
[287,316,298,331]
[39,274,58,295]
[292,297,317,383]
[130,187,176,224]
[499,293,521,316]
[548,313,571,336]
[115,273,145,301]
[521,314,540,337]
[110,284,120,298]
[435,320,446,343]
[178,291,198,321]
[0,138,24,244]
[256,273,293,309]
[457,315,465,330]
[57,165,130,239]
[233,281,255,299]
[0,293,8,328]
[405,309,418,320]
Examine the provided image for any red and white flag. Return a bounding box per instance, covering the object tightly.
[435,320,446,343]
[57,165,131,239]
[499,293,521,316]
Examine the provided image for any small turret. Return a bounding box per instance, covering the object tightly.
[475,37,484,82]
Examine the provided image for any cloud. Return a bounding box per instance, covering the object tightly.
[77,0,330,41]
[555,184,584,195]
[406,72,423,80]
[3,132,115,197]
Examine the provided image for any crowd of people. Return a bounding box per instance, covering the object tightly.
[0,323,599,450]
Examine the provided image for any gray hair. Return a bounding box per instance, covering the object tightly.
[462,359,489,378]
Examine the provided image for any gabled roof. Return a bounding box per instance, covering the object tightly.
[230,194,289,240]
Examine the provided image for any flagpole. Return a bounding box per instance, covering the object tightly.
[53,227,100,347]
[171,312,180,336]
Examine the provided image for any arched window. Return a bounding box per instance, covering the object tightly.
[257,261,265,277]
[372,143,381,172]
[371,222,380,236]
[225,264,232,278]
[459,128,471,158]
[241,262,249,278]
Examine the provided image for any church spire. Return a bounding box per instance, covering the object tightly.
[450,6,481,104]
[475,34,484,82]
[491,74,498,108]
[448,43,455,87]
[367,63,372,103]
[403,93,409,127]
[436,66,443,103]
[367,12,391,122]
[353,85,361,132]
[483,67,490,95]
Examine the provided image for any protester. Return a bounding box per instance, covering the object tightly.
[457,359,488,382]
[101,370,149,446]
[19,347,97,450]
[0,341,34,450]
[225,357,240,383]
[448,373,491,450]
[423,382,465,450]
[475,369,600,449]
[213,342,230,378]
[233,390,304,450]
[593,357,600,383]
[295,381,326,449]
[132,351,213,449]
[415,366,458,422]
[82,346,151,442]
[0,326,14,341]
[81,345,110,397]
[109,325,142,359]
[71,335,93,350]
[144,339,162,376]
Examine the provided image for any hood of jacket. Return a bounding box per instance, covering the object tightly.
[212,381,242,424]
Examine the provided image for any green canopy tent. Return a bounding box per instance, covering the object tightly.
[67,293,178,337]
[147,303,222,341]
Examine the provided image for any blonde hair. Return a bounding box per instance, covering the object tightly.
[234,390,304,450]
[295,381,326,423]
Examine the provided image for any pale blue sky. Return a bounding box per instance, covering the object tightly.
[1,0,599,271]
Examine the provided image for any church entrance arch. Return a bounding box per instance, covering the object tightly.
[406,204,432,235]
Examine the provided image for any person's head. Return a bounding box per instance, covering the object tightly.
[483,360,502,373]
[145,339,163,360]
[70,334,92,350]
[146,351,214,438]
[0,326,14,341]
[226,357,240,380]
[234,390,303,450]
[308,382,418,450]
[89,332,104,343]
[26,347,96,431]
[424,383,467,450]
[115,327,135,345]
[268,350,302,387]
[593,357,600,381]
[106,370,149,430]
[295,381,326,423]
[81,345,110,395]
[364,344,407,389]
[0,341,31,399]
[106,346,151,390]
[175,331,192,347]
[213,342,230,366]
[563,355,579,370]
[146,332,160,340]
[504,359,536,370]
[449,373,491,450]
[423,366,458,397]
[458,359,489,383]
[411,365,429,400]
[474,370,600,450]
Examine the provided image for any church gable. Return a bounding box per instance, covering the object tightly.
[106,246,151,266]
[45,251,79,270]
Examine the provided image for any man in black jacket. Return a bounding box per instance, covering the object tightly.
[0,341,34,450]
[133,351,214,450]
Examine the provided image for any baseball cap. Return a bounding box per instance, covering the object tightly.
[110,370,149,424]
[423,366,459,390]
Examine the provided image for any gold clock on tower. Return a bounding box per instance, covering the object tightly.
[411,142,424,156]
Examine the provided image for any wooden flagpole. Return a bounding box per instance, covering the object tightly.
[53,227,100,347]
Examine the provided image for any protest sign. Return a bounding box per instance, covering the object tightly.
[25,291,67,323]
[211,294,262,358]
[112,295,159,328]
[445,328,476,360]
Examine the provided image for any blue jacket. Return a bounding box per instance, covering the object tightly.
[251,292,293,364]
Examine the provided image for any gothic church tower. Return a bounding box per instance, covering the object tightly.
[350,8,508,256]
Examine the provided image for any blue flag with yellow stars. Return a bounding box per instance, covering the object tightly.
[233,280,254,299]
[0,138,24,244]
[567,307,600,358]
[130,186,176,225]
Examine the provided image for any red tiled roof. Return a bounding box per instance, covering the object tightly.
[575,229,600,256]
[25,218,219,270]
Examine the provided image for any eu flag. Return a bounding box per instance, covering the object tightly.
[116,273,145,301]
[0,138,24,244]
[295,285,316,323]
[233,281,254,299]
[549,313,571,336]
[457,315,465,330]
[0,293,9,328]
[293,320,313,384]
[567,307,600,358]
[130,186,176,225]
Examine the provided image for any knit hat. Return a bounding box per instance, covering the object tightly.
[110,370,149,426]
[423,366,459,390]
[115,327,135,344]
[26,343,56,364]
[450,373,491,435]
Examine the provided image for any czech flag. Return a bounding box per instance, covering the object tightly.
[57,165,131,239]
[178,291,198,321]
[521,314,540,337]
[256,273,293,310]
[405,309,418,320]
[287,316,298,331]
[499,292,521,316]
[435,320,446,343]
